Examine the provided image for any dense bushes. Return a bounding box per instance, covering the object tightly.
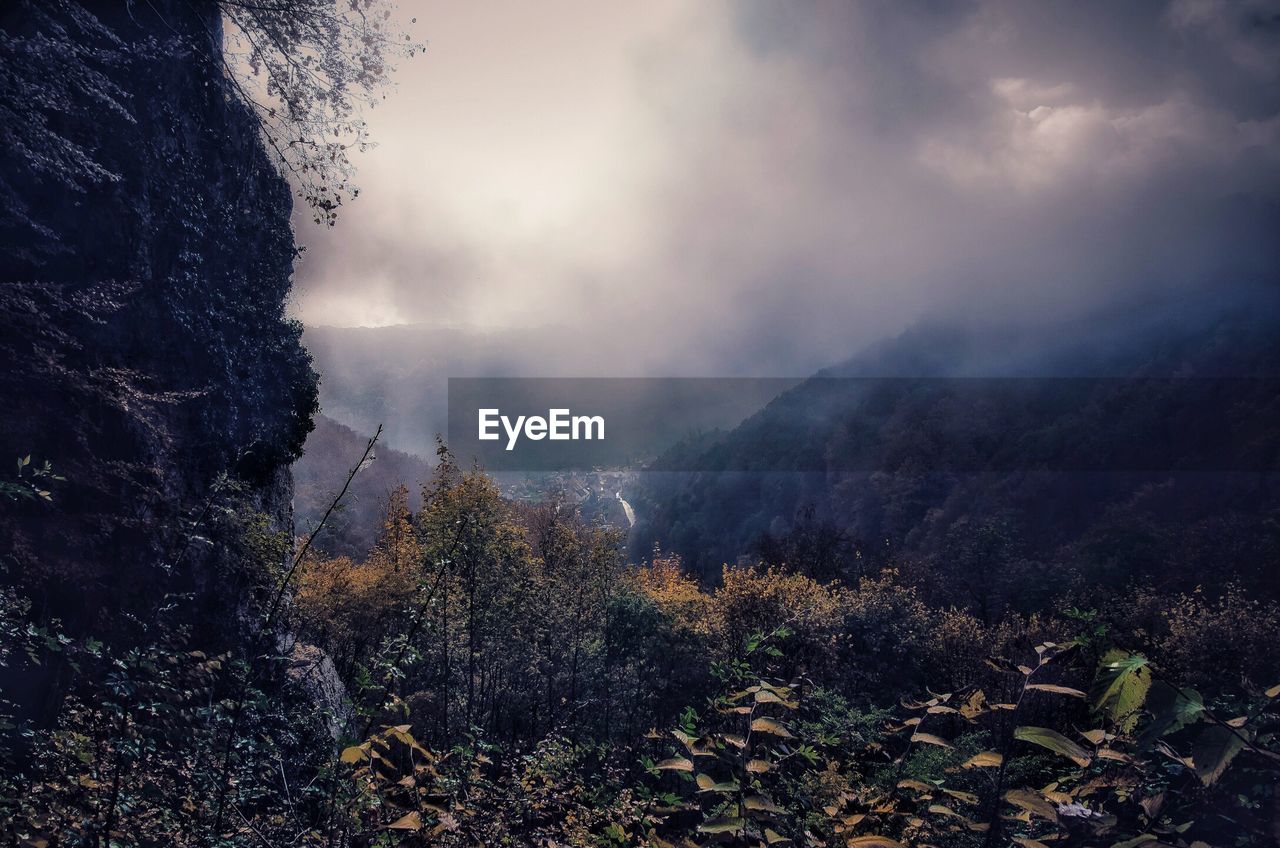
[3,449,1280,845]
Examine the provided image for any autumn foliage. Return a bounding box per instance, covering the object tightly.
[3,450,1279,846]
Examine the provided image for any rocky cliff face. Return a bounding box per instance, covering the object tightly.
[0,0,317,664]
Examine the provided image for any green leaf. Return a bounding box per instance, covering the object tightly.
[697,816,746,834]
[1014,726,1092,766]
[1192,725,1248,786]
[1091,650,1152,729]
[1138,682,1204,748]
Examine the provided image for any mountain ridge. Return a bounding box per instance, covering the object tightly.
[629,300,1280,616]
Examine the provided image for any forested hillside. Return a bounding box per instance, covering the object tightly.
[14,302,1278,844]
[295,415,431,557]
[630,303,1280,613]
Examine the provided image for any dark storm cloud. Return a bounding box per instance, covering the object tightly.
[293,0,1280,376]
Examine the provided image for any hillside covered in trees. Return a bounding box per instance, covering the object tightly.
[295,415,431,558]
[630,300,1280,601]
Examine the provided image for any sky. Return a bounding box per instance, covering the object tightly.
[290,0,1280,377]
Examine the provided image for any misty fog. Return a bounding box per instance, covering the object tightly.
[288,1,1279,458]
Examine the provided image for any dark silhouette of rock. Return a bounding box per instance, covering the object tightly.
[0,0,318,719]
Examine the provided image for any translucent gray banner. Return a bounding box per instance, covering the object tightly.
[446,377,1280,472]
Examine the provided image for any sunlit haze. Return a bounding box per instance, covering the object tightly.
[292,0,1280,376]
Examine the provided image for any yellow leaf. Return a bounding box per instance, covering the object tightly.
[1013,726,1092,767]
[897,778,933,793]
[1192,725,1249,786]
[751,717,794,737]
[696,773,738,793]
[911,732,953,749]
[386,811,422,831]
[1004,789,1059,823]
[1091,650,1152,729]
[1026,684,1086,698]
[755,689,791,706]
[655,757,694,772]
[745,794,786,814]
[962,751,1003,768]
[942,788,980,805]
